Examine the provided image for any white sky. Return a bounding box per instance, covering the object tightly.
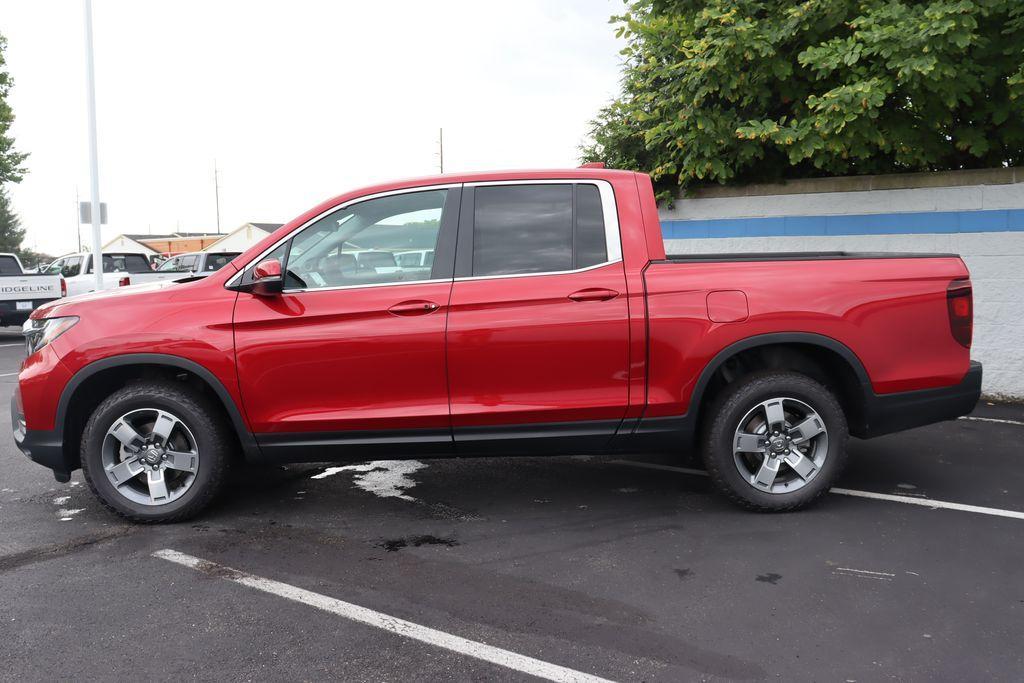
[0,0,625,256]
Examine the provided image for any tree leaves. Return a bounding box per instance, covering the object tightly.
[580,0,1024,198]
[0,33,27,186]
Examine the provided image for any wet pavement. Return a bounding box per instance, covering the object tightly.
[1,330,1022,681]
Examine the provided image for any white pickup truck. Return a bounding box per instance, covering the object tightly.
[41,252,182,298]
[0,253,63,327]
[155,251,240,278]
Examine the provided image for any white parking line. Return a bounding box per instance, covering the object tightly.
[153,549,614,683]
[959,416,1024,426]
[610,460,1024,521]
[0,343,21,347]
[0,372,18,377]
[829,488,1024,520]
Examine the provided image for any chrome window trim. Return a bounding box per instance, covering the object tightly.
[452,258,622,282]
[282,278,451,295]
[224,182,461,290]
[226,177,625,292]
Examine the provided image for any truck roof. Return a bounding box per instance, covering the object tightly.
[336,167,640,199]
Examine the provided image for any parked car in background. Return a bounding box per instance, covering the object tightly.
[157,251,241,278]
[14,167,980,522]
[395,249,435,269]
[42,252,183,297]
[0,252,63,327]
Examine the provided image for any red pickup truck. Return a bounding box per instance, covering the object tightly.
[13,168,981,521]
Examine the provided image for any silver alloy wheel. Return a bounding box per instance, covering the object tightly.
[101,408,199,506]
[732,397,828,494]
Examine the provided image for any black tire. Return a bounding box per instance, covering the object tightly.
[80,381,234,523]
[701,371,849,512]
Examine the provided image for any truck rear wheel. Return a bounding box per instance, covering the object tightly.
[80,381,233,523]
[701,371,848,511]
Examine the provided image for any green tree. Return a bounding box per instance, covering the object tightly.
[0,33,27,185]
[583,0,1024,201]
[0,187,25,254]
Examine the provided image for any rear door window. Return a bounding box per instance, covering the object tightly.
[472,185,573,276]
[470,183,609,277]
[89,254,152,273]
[205,253,238,271]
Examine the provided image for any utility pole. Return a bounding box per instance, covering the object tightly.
[437,127,444,174]
[83,0,104,290]
[213,159,221,234]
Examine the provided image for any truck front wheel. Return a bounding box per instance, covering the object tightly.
[701,371,849,511]
[80,381,233,523]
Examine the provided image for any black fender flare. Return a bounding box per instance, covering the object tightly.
[57,353,260,459]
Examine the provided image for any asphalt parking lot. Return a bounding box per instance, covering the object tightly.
[1,330,1022,682]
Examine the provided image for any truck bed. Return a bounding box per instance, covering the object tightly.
[641,253,971,421]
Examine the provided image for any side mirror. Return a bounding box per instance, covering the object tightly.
[251,258,283,296]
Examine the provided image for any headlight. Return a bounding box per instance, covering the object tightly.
[23,316,78,356]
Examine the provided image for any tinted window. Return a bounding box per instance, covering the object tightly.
[0,255,21,274]
[61,257,82,278]
[205,253,238,271]
[574,184,607,269]
[157,257,181,272]
[473,185,572,276]
[283,189,446,289]
[178,255,199,271]
[90,254,152,273]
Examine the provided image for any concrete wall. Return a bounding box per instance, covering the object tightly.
[659,170,1024,400]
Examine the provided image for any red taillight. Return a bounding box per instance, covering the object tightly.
[118,276,131,287]
[947,279,973,348]
[60,278,67,297]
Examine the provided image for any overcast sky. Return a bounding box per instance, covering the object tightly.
[0,0,624,256]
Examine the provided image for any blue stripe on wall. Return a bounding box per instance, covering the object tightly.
[661,208,1024,239]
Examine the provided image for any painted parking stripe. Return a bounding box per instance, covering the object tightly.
[829,488,1024,520]
[0,372,18,377]
[0,343,22,347]
[959,416,1024,427]
[610,460,1024,521]
[153,549,614,683]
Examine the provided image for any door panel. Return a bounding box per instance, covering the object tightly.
[232,186,460,441]
[234,281,451,434]
[446,261,630,428]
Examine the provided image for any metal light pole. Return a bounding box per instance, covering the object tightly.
[214,160,221,234]
[83,0,104,290]
[438,128,444,174]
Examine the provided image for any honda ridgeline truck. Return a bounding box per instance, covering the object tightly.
[0,253,63,327]
[13,168,981,522]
